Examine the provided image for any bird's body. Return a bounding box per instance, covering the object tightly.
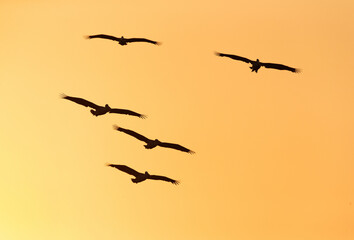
[61,94,146,118]
[216,52,299,73]
[130,171,150,184]
[113,125,195,154]
[90,104,111,116]
[144,139,160,149]
[107,164,179,185]
[250,59,262,73]
[86,34,160,46]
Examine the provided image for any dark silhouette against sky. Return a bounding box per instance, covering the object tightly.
[107,164,179,185]
[113,125,195,154]
[86,34,161,46]
[216,52,300,73]
[62,94,146,118]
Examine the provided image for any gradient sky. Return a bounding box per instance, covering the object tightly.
[1,0,354,239]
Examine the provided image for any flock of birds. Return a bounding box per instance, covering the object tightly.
[62,33,300,185]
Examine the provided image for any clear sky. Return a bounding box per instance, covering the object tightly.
[0,0,353,239]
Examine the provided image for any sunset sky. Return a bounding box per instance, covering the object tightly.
[1,0,354,239]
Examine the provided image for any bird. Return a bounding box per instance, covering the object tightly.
[215,52,300,73]
[85,34,161,46]
[113,125,195,154]
[61,94,146,118]
[107,164,179,185]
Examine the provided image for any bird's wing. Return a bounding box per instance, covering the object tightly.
[261,62,299,72]
[113,126,150,143]
[149,175,179,185]
[107,164,141,177]
[61,94,100,109]
[125,38,160,45]
[215,52,251,63]
[86,34,120,41]
[109,108,147,119]
[158,142,195,154]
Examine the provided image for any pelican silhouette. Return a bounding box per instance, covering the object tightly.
[113,125,195,154]
[107,164,179,185]
[216,52,300,73]
[85,34,161,46]
[61,94,146,118]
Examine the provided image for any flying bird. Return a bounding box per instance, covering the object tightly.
[107,164,179,185]
[61,94,146,118]
[215,52,300,73]
[113,125,195,154]
[85,34,161,46]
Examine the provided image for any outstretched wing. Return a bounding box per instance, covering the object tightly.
[61,94,99,109]
[86,34,120,42]
[109,108,147,119]
[149,175,179,185]
[107,164,141,177]
[158,142,195,154]
[261,62,299,72]
[113,125,150,143]
[215,52,251,63]
[125,38,160,45]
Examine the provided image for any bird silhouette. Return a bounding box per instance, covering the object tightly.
[113,125,195,154]
[216,52,300,73]
[107,164,179,185]
[85,34,161,46]
[61,94,146,118]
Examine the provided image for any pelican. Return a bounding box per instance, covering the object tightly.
[113,125,195,154]
[61,94,146,118]
[216,52,300,73]
[85,34,161,46]
[107,164,179,185]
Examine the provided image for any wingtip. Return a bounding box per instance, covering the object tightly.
[84,35,91,39]
[294,68,301,73]
[215,51,221,56]
[173,180,180,185]
[112,125,119,130]
[60,93,67,99]
[140,114,148,119]
[155,42,162,45]
[106,163,112,167]
[188,150,196,155]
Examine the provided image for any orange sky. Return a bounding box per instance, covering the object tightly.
[0,0,353,239]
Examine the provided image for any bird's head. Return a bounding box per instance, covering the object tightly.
[145,171,150,176]
[154,139,161,143]
[256,59,260,62]
[90,109,98,116]
[104,104,111,110]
